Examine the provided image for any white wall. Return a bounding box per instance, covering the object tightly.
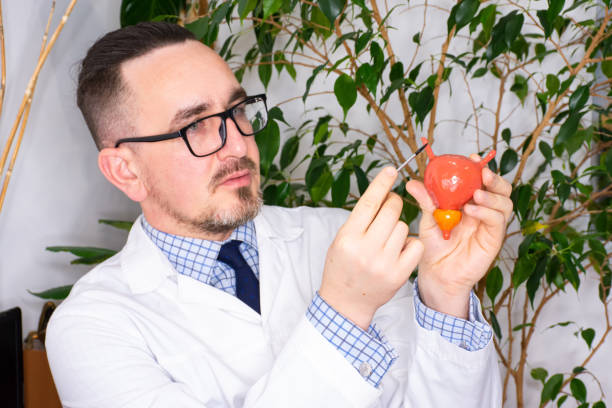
[0,0,138,333]
[0,1,609,406]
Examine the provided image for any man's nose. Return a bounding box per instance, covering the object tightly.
[217,116,247,159]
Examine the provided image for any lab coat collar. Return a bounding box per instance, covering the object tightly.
[253,206,304,242]
[120,215,176,294]
[120,207,304,296]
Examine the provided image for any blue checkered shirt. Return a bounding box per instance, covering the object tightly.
[141,217,491,388]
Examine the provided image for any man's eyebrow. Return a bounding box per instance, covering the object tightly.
[170,102,210,129]
[168,88,247,129]
[229,87,247,103]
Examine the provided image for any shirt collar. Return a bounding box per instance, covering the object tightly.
[140,216,257,281]
[141,217,257,249]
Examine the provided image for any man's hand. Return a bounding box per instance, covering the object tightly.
[320,167,424,330]
[405,155,513,319]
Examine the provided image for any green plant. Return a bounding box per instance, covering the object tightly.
[44,0,611,406]
[33,219,131,299]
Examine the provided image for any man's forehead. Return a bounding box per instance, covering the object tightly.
[120,40,236,98]
[119,40,241,127]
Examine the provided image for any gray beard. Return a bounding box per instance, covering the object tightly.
[155,185,263,236]
[192,186,263,234]
[145,156,262,237]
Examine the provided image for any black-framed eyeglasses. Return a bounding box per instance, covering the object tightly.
[114,94,268,157]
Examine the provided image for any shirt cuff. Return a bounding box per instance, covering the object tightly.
[306,292,397,387]
[413,279,492,351]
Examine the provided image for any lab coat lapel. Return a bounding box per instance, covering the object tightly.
[121,215,260,319]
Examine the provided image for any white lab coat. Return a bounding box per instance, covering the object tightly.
[46,205,502,407]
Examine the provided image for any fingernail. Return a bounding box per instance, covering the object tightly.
[385,167,396,176]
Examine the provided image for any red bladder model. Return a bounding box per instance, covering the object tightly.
[421,137,496,240]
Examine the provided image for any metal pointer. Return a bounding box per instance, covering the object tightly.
[396,143,428,173]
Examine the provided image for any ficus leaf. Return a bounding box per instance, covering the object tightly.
[334,74,357,118]
[486,266,503,303]
[531,367,548,383]
[317,0,346,25]
[602,59,612,78]
[258,57,272,88]
[546,74,560,94]
[355,32,373,55]
[554,113,581,155]
[120,0,182,27]
[389,62,404,82]
[313,116,332,145]
[305,158,333,203]
[303,63,327,102]
[280,136,300,170]
[527,255,548,306]
[500,149,518,175]
[255,120,280,174]
[537,9,553,38]
[535,43,547,62]
[581,328,595,348]
[472,67,487,78]
[568,85,590,113]
[238,0,258,20]
[331,169,351,207]
[504,12,524,47]
[263,0,283,19]
[353,166,369,194]
[449,0,480,33]
[570,378,587,403]
[501,128,511,145]
[489,311,502,339]
[408,87,434,125]
[540,374,563,404]
[510,75,528,105]
[479,5,497,37]
[356,63,378,94]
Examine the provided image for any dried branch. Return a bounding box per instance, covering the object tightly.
[0,0,78,214]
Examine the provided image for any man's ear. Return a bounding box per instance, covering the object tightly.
[98,147,148,202]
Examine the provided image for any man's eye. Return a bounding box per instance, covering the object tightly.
[187,120,204,132]
[234,106,247,117]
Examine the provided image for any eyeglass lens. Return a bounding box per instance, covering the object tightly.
[184,97,267,156]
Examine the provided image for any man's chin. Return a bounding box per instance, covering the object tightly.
[195,187,262,234]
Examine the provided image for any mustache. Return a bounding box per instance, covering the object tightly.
[210,157,258,188]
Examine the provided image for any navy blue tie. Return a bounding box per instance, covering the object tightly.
[217,240,260,314]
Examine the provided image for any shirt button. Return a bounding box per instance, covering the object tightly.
[459,341,469,350]
[359,362,372,377]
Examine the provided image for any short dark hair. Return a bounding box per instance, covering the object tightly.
[77,22,196,149]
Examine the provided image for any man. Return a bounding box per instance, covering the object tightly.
[46,22,513,407]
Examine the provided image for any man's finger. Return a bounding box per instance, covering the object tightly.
[473,189,513,222]
[383,220,409,259]
[345,167,397,234]
[395,237,424,282]
[464,203,506,238]
[482,167,512,197]
[367,193,404,242]
[404,180,436,214]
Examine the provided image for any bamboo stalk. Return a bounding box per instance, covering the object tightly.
[0,0,78,215]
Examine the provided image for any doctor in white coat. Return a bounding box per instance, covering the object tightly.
[46,22,513,407]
